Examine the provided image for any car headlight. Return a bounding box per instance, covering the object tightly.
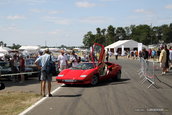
[80,75,87,77]
[58,75,64,77]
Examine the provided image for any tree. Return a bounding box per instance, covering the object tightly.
[94,28,106,45]
[10,43,21,49]
[131,24,151,45]
[124,27,130,40]
[0,41,4,46]
[82,23,172,47]
[83,31,95,48]
[106,25,116,46]
[116,27,126,41]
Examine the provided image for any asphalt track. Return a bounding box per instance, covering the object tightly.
[22,58,172,115]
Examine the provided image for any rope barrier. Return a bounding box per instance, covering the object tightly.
[0,71,39,77]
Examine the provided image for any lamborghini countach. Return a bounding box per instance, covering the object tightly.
[56,43,122,86]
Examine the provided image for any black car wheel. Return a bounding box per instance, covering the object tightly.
[91,75,99,86]
[114,71,121,81]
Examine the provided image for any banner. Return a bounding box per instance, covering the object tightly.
[138,43,143,52]
[121,45,125,56]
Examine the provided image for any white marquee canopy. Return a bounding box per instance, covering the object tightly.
[0,46,12,54]
[105,40,147,52]
[19,46,40,51]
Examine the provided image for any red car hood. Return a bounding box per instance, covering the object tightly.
[57,69,93,80]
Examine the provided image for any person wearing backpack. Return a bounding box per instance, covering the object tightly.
[35,48,54,97]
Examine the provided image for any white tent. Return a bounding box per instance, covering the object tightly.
[19,46,40,51]
[0,46,12,54]
[105,40,147,53]
[0,53,5,57]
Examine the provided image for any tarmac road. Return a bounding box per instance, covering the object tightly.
[22,58,172,115]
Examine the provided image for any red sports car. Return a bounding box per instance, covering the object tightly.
[56,43,122,86]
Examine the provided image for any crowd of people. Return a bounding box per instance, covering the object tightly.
[138,45,172,75]
[106,45,172,75]
[0,48,89,96]
[1,45,172,96]
[34,48,89,97]
[0,52,27,83]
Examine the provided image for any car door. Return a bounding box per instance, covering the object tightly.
[91,43,105,63]
[91,43,106,78]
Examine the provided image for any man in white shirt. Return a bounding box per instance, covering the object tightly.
[58,50,68,71]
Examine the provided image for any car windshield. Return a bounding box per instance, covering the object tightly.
[70,63,96,70]
[91,44,103,63]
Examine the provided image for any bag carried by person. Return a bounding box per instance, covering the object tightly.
[45,56,57,75]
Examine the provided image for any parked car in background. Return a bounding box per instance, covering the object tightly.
[0,61,12,75]
[25,58,38,71]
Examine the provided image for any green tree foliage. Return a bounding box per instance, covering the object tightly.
[106,25,116,46]
[116,27,126,41]
[82,23,172,46]
[10,44,21,49]
[83,31,95,48]
[131,25,151,45]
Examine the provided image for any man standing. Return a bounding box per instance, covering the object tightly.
[35,49,54,97]
[142,48,149,60]
[159,46,167,75]
[19,55,25,83]
[58,50,68,71]
[70,51,79,67]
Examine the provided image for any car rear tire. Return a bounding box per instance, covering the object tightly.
[114,71,121,81]
[91,75,99,86]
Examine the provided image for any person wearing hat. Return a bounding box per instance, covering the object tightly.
[58,50,68,71]
[35,48,54,97]
[159,45,167,75]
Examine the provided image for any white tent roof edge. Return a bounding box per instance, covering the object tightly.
[105,40,147,49]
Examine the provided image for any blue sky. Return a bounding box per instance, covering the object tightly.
[0,0,172,46]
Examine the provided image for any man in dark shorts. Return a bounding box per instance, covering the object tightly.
[35,49,54,97]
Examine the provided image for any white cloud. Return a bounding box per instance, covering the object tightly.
[165,4,172,9]
[30,9,63,14]
[6,15,26,20]
[75,1,96,8]
[134,9,153,15]
[0,25,22,31]
[43,16,71,25]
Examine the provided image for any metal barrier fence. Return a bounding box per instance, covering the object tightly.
[0,71,39,82]
[0,71,39,77]
[138,58,160,88]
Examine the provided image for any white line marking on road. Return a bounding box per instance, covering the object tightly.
[19,84,65,115]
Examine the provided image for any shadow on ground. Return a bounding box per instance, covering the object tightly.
[61,78,130,88]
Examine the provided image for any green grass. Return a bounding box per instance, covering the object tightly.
[0,91,41,115]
